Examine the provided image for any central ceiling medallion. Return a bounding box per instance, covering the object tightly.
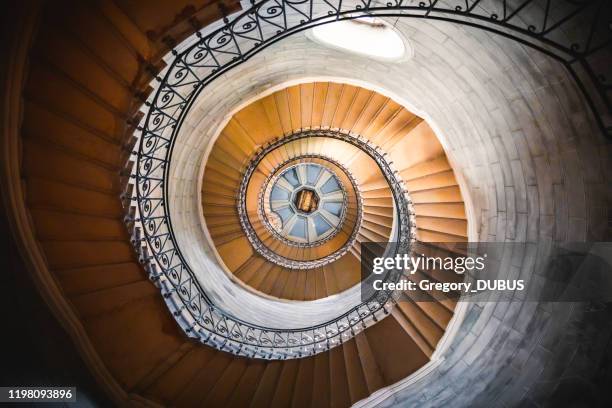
[266,163,346,245]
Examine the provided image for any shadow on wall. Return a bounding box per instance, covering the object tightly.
[548,376,611,408]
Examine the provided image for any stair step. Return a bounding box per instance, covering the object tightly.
[202,359,250,406]
[311,352,331,407]
[235,255,266,282]
[401,156,451,180]
[361,187,393,199]
[362,212,393,228]
[132,342,195,394]
[71,280,157,319]
[328,252,361,291]
[354,333,385,395]
[150,348,217,403]
[257,265,284,294]
[362,219,392,238]
[24,139,116,192]
[227,361,267,408]
[30,208,126,241]
[217,236,253,271]
[379,116,424,152]
[41,240,133,270]
[387,121,444,170]
[213,230,247,246]
[249,361,284,407]
[365,315,430,383]
[205,214,241,227]
[329,345,351,408]
[343,338,370,404]
[411,185,463,203]
[270,267,292,298]
[390,307,434,358]
[173,353,234,407]
[290,357,315,408]
[362,197,393,208]
[395,300,444,350]
[405,170,458,192]
[55,261,144,296]
[362,101,403,142]
[417,228,468,243]
[413,203,466,219]
[27,177,121,217]
[416,216,468,237]
[270,360,300,408]
[202,194,236,207]
[208,223,244,238]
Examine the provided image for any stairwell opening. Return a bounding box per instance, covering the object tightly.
[294,188,319,213]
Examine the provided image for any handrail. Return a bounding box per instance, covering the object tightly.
[125,0,610,359]
[239,138,364,269]
[128,126,415,359]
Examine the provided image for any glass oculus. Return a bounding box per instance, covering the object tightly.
[266,163,347,245]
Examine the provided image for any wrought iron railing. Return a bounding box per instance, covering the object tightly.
[125,0,610,359]
[126,126,415,358]
[138,0,610,138]
[239,134,370,269]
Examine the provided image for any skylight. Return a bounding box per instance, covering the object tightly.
[310,18,407,60]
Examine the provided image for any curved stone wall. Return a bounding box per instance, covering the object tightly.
[166,13,610,405]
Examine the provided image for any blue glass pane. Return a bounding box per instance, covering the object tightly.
[283,168,300,187]
[275,207,294,225]
[289,216,307,238]
[320,176,340,194]
[313,214,332,236]
[306,165,321,185]
[271,186,290,201]
[322,202,343,216]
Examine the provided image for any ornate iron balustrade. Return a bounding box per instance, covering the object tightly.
[240,137,371,269]
[125,0,610,359]
[128,125,415,358]
[138,0,610,139]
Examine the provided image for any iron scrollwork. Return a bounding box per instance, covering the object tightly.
[125,0,610,360]
[238,139,374,269]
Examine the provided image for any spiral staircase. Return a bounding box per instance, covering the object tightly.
[3,1,468,404]
[2,0,611,407]
[203,82,467,302]
[23,72,468,405]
